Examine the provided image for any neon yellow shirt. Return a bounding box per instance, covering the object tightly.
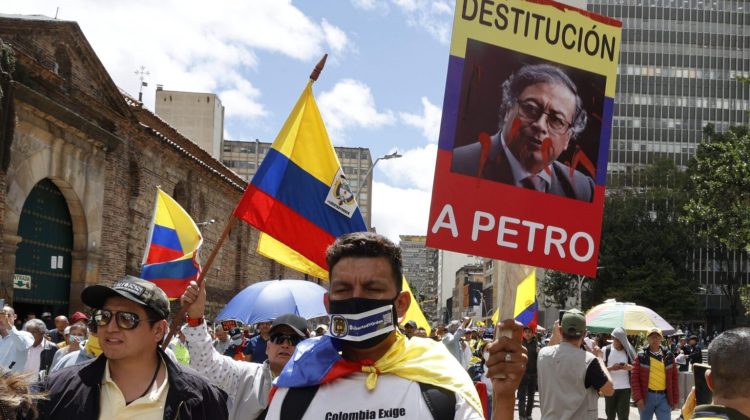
[648,355,666,391]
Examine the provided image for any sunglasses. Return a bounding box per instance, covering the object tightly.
[93,309,155,330]
[269,333,303,346]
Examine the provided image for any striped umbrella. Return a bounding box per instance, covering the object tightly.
[585,300,674,335]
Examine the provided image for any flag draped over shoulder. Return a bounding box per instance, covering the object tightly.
[513,270,538,332]
[400,277,432,336]
[141,189,202,298]
[233,80,367,278]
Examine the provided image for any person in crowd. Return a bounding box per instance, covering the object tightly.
[517,326,540,420]
[213,324,231,355]
[687,335,703,367]
[40,275,228,418]
[0,367,42,420]
[262,232,486,419]
[538,311,614,419]
[69,311,89,326]
[673,337,690,372]
[403,320,417,339]
[181,281,310,420]
[50,317,103,373]
[603,327,635,420]
[681,327,750,420]
[48,316,69,344]
[244,321,272,363]
[631,328,679,420]
[170,325,190,366]
[55,326,70,351]
[451,63,594,202]
[50,322,86,370]
[22,319,57,380]
[443,317,471,364]
[0,305,34,373]
[415,327,428,338]
[223,325,249,361]
[41,313,54,331]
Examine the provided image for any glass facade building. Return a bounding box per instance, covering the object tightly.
[588,0,750,327]
[588,0,749,187]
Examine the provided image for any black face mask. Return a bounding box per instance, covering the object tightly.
[328,296,398,349]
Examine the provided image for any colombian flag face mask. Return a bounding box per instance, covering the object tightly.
[328,296,397,349]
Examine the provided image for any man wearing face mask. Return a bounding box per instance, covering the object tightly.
[180,283,310,420]
[264,232,485,419]
[223,325,249,361]
[50,323,87,372]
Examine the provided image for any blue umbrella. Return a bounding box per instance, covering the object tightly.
[216,279,328,325]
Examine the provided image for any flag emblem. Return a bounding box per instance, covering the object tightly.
[325,169,357,218]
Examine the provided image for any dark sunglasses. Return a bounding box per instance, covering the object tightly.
[269,333,303,346]
[94,309,154,330]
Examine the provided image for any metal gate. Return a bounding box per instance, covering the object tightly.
[13,179,72,317]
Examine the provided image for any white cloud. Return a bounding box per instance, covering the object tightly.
[399,97,442,143]
[377,144,437,191]
[322,19,350,54]
[390,0,454,44]
[4,0,352,119]
[371,181,432,243]
[317,79,396,144]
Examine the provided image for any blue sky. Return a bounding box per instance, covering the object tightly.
[6,0,456,241]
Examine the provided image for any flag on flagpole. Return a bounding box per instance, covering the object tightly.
[400,277,432,336]
[141,188,202,298]
[233,80,367,278]
[513,270,538,332]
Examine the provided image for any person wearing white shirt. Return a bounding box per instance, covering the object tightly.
[604,327,636,420]
[0,305,34,373]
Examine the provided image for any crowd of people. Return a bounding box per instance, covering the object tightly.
[1,232,749,419]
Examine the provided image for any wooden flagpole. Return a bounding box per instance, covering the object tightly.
[493,262,535,378]
[162,53,330,345]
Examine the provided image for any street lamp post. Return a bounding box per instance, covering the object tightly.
[355,151,402,202]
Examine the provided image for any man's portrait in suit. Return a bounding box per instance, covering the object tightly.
[450,41,605,204]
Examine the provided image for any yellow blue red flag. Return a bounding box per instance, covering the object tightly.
[513,270,538,332]
[233,80,367,278]
[141,188,202,298]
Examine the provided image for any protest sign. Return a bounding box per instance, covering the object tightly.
[427,0,621,277]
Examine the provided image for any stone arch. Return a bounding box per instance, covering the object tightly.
[3,115,105,310]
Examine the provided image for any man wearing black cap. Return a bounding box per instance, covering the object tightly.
[537,309,614,420]
[181,281,310,420]
[40,275,228,419]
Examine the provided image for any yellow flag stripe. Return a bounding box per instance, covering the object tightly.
[257,233,330,280]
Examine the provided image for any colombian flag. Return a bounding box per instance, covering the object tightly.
[233,80,367,279]
[513,270,538,332]
[141,189,202,298]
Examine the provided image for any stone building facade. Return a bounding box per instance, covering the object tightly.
[0,15,302,320]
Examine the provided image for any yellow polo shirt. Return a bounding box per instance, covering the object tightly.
[648,355,666,391]
[99,359,169,420]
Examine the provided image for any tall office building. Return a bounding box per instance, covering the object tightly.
[155,87,225,160]
[587,0,749,187]
[399,235,439,323]
[222,140,374,227]
[588,0,750,326]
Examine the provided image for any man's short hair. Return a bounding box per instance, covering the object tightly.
[499,63,588,138]
[707,327,750,399]
[326,232,403,293]
[24,319,46,334]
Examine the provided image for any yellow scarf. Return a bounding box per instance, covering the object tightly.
[361,333,483,416]
[84,335,103,358]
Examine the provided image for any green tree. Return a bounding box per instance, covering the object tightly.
[540,270,578,310]
[682,125,750,325]
[591,159,700,321]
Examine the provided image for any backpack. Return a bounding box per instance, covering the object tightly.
[278,382,456,420]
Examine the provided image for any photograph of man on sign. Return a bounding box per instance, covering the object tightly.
[450,41,604,203]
